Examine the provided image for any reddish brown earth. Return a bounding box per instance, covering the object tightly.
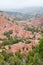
[16,16,43,28]
[0,16,42,55]
[30,16,43,26]
[5,40,39,55]
[0,16,33,39]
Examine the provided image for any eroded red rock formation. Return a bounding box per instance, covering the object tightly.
[0,16,33,39]
[5,40,39,55]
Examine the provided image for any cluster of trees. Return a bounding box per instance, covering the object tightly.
[0,37,43,65]
[26,37,43,65]
[24,23,43,36]
[4,30,13,39]
[27,27,40,33]
[2,37,31,46]
[3,30,23,45]
[3,30,31,45]
[2,37,22,46]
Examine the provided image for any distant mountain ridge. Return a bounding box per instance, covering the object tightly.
[5,7,43,20]
[0,7,43,21]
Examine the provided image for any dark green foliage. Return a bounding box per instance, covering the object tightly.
[15,51,23,59]
[0,37,43,65]
[39,37,43,58]
[26,37,43,65]
[2,37,22,46]
[27,27,40,33]
[2,38,12,45]
[1,51,13,61]
[4,30,13,39]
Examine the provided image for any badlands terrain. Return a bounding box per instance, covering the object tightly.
[0,11,43,54]
[0,9,43,65]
